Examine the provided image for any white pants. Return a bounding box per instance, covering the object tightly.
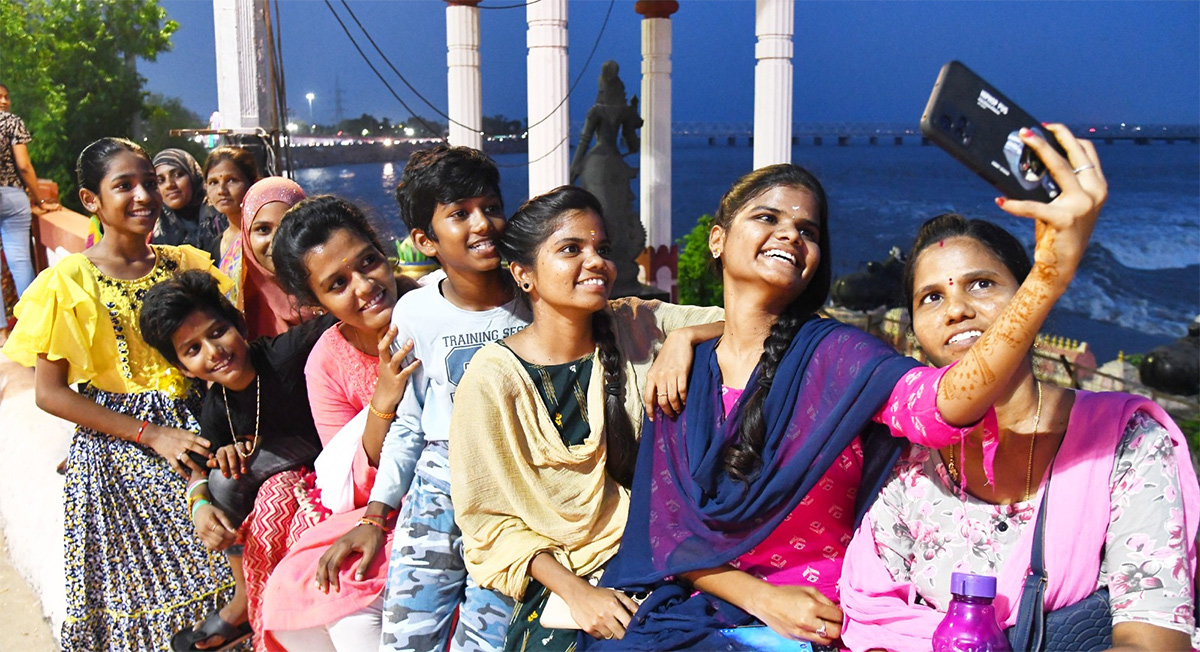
[272,596,384,651]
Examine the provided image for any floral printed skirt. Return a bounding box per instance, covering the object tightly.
[60,385,234,651]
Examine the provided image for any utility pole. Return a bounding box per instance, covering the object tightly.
[334,77,346,127]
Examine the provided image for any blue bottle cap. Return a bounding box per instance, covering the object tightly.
[951,572,997,598]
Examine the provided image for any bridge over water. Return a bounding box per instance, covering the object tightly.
[673,122,1200,146]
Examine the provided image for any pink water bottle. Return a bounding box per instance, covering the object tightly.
[932,572,1011,652]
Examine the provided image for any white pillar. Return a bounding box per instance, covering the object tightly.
[753,0,794,169]
[638,1,678,250]
[212,0,273,130]
[526,0,570,197]
[446,1,483,150]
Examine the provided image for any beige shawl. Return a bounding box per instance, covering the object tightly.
[449,298,723,599]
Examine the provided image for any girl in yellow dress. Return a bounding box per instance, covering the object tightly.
[2,137,236,650]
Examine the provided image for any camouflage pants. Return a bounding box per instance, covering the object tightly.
[381,443,513,651]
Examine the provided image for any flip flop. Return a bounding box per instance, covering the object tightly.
[170,610,252,652]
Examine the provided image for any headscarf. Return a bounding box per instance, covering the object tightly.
[151,148,212,247]
[585,318,915,649]
[152,148,206,209]
[240,177,308,338]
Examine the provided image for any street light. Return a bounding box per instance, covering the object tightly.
[306,92,315,123]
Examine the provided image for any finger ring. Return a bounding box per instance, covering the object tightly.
[657,392,669,397]
[815,622,828,638]
[177,452,186,461]
[1072,164,1095,174]
[604,634,613,640]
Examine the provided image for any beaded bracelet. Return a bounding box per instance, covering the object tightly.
[135,420,150,444]
[191,498,211,520]
[187,492,206,512]
[368,404,396,421]
[357,517,388,532]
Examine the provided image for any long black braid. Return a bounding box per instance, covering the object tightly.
[711,164,832,483]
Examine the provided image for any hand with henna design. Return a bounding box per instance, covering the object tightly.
[934,124,1105,426]
[998,124,1106,294]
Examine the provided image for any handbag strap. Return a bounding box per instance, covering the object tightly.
[1010,478,1052,651]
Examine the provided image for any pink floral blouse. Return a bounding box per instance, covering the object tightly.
[865,411,1195,636]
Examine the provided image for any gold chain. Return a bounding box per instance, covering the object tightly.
[1024,380,1043,500]
[945,380,1042,501]
[222,376,260,459]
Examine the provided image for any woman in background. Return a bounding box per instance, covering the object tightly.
[240,176,314,339]
[204,145,260,309]
[0,82,57,319]
[152,148,222,249]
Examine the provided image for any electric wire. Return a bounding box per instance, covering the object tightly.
[477,0,541,9]
[321,0,448,142]
[324,0,618,170]
[336,0,614,139]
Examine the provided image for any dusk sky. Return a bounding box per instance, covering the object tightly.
[142,1,1200,128]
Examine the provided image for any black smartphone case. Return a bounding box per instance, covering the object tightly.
[920,61,1067,202]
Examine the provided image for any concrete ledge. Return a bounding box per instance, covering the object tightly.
[0,352,70,644]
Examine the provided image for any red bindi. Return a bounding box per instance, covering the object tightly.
[948,278,954,285]
[939,240,944,247]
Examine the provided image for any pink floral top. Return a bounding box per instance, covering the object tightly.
[866,411,1195,636]
[720,364,979,604]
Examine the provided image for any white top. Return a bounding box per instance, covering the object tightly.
[370,281,531,507]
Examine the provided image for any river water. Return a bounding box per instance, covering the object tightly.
[294,138,1200,362]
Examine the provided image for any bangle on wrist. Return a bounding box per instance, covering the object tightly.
[190,498,211,520]
[187,478,209,498]
[135,420,149,444]
[368,404,396,421]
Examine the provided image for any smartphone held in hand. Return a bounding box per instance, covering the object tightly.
[920,61,1069,202]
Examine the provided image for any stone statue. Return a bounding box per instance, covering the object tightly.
[570,60,652,297]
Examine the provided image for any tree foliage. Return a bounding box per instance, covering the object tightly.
[142,93,206,162]
[0,0,177,209]
[676,214,724,307]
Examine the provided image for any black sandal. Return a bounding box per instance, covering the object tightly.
[170,610,252,652]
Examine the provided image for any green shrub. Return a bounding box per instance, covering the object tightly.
[676,214,723,307]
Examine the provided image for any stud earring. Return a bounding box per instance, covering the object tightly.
[711,250,721,259]
[522,283,530,290]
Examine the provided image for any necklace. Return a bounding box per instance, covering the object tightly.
[223,376,261,459]
[945,379,1042,500]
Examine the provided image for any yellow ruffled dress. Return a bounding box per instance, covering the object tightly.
[2,244,237,651]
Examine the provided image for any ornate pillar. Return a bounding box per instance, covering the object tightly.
[636,0,678,250]
[526,0,570,196]
[212,0,274,130]
[446,0,483,150]
[753,0,794,168]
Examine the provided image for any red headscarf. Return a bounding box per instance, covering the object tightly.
[240,177,309,338]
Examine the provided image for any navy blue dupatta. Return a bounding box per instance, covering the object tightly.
[584,317,916,650]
